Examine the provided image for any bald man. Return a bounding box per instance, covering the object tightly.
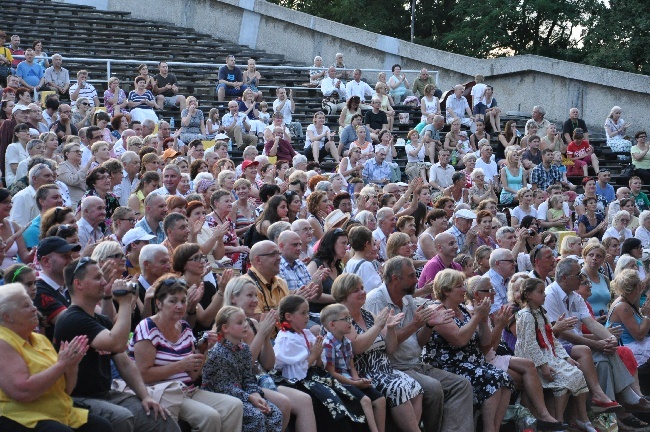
[78,196,106,248]
[418,233,462,288]
[247,240,290,319]
[278,231,312,292]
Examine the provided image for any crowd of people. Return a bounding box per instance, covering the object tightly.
[1,30,650,432]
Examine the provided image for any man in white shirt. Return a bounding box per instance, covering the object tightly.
[429,149,455,191]
[77,196,106,248]
[346,69,373,108]
[152,164,182,197]
[221,101,257,150]
[69,70,100,107]
[445,84,475,132]
[320,66,346,115]
[475,143,498,184]
[373,207,396,262]
[272,87,302,138]
[10,163,55,226]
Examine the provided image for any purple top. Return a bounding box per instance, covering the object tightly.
[418,254,462,288]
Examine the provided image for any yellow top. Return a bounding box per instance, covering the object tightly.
[0,326,88,428]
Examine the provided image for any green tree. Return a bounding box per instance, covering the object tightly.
[580,0,650,74]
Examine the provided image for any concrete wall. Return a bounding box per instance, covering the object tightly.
[60,0,650,132]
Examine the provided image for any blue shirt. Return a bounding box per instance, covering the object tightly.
[16,61,44,87]
[279,256,311,292]
[23,214,41,249]
[362,158,391,184]
[596,182,615,204]
[135,218,166,244]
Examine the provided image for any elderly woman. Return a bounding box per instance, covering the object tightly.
[476,198,508,227]
[71,97,94,130]
[459,153,477,188]
[89,141,111,170]
[603,210,633,243]
[605,106,633,157]
[128,171,160,217]
[103,77,128,116]
[180,96,206,143]
[91,241,127,282]
[635,210,650,248]
[473,210,498,253]
[510,188,537,228]
[609,269,650,367]
[423,269,513,432]
[343,226,382,292]
[0,284,112,432]
[56,143,92,208]
[129,275,243,431]
[332,273,425,432]
[468,168,497,209]
[465,276,565,429]
[207,190,249,270]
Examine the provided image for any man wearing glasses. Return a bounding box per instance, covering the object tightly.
[544,258,650,415]
[412,68,441,98]
[247,240,290,320]
[52,103,77,144]
[54,257,179,432]
[34,236,81,340]
[487,248,517,314]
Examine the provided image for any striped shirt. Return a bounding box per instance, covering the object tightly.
[128,90,155,110]
[129,317,195,385]
[69,82,98,107]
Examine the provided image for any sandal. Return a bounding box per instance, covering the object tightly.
[620,415,649,429]
[572,419,597,432]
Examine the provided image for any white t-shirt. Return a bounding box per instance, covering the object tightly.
[405,143,425,163]
[536,200,570,220]
[273,98,294,124]
[475,158,498,183]
[304,124,331,150]
[470,83,487,107]
[5,142,29,186]
[344,259,382,292]
[602,227,633,242]
[511,206,537,224]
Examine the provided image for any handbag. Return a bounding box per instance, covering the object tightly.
[589,412,618,432]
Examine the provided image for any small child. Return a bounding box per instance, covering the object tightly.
[273,296,367,429]
[206,107,222,138]
[552,151,577,191]
[547,195,568,232]
[202,306,284,432]
[515,278,596,432]
[258,102,271,125]
[320,304,385,432]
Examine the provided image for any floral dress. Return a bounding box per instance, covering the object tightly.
[515,308,588,397]
[103,88,128,116]
[352,309,423,407]
[203,340,283,432]
[605,118,632,159]
[421,304,514,406]
[179,108,205,143]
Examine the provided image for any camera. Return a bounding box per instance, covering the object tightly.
[113,282,138,297]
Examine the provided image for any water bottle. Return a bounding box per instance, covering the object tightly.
[228,140,232,151]
[170,117,175,129]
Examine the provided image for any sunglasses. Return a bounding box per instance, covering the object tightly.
[72,257,92,280]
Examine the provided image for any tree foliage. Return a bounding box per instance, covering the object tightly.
[268,0,650,75]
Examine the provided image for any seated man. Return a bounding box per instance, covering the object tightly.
[346,69,373,107]
[338,114,371,156]
[69,69,100,108]
[265,126,296,162]
[153,61,187,111]
[10,163,55,226]
[221,101,257,150]
[362,148,391,186]
[364,97,388,142]
[16,48,45,92]
[320,66,346,115]
[262,112,292,144]
[445,84,475,132]
[44,53,70,98]
[216,55,248,102]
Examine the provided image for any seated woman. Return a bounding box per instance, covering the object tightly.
[559,234,583,262]
[465,276,566,430]
[248,195,289,242]
[0,188,32,270]
[343,226,382,293]
[307,191,329,241]
[129,275,243,431]
[423,269,513,432]
[127,75,159,124]
[0,283,112,432]
[78,166,121,230]
[332,273,425,432]
[510,188,537,228]
[307,228,347,320]
[606,269,650,367]
[180,96,206,143]
[415,209,448,261]
[581,243,611,322]
[603,210,633,243]
[577,197,606,240]
[620,238,646,280]
[128,171,160,217]
[605,106,632,158]
[468,169,497,210]
[338,96,362,135]
[472,210,497,254]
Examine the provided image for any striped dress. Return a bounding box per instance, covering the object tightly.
[129,317,196,386]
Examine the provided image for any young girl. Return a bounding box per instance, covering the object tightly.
[203,306,284,432]
[547,195,567,232]
[273,295,366,431]
[259,102,271,125]
[206,108,222,139]
[515,278,596,432]
[552,151,577,192]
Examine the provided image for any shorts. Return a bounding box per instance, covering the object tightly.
[216,83,248,97]
[473,102,487,115]
[163,95,179,107]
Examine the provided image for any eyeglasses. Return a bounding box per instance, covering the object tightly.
[189,254,208,263]
[106,252,126,260]
[257,250,281,258]
[119,218,137,224]
[79,102,89,106]
[332,316,353,323]
[160,277,187,288]
[498,259,516,264]
[72,257,92,280]
[476,288,496,294]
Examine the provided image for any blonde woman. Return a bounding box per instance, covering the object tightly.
[103,76,129,116]
[375,82,395,131]
[420,83,440,119]
[180,96,206,143]
[242,58,263,101]
[605,106,632,155]
[499,150,526,205]
[559,235,582,261]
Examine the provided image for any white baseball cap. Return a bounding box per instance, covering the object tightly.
[455,209,477,220]
[122,227,155,251]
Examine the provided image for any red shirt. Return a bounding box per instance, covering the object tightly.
[567,140,591,159]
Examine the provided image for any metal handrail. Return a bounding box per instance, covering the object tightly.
[12,55,439,87]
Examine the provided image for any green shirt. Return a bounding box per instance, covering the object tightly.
[632,191,650,211]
